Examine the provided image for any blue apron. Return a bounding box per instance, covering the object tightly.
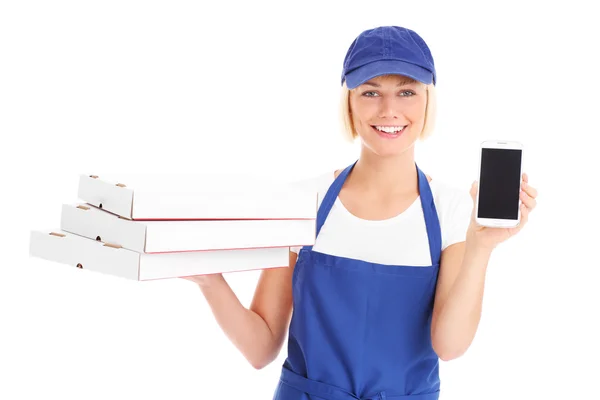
[273,161,443,400]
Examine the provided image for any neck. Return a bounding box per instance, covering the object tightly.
[348,146,418,195]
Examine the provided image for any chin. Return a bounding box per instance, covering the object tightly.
[361,135,417,157]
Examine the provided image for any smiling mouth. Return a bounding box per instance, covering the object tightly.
[371,125,407,138]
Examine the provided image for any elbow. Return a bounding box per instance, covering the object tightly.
[249,354,275,370]
[432,339,466,362]
[248,331,286,370]
[248,348,278,370]
[250,360,268,370]
[436,350,463,362]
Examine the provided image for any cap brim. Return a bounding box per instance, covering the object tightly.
[344,59,434,89]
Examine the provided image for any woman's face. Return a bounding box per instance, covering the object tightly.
[349,74,427,157]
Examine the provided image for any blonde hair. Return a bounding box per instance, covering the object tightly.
[339,77,437,143]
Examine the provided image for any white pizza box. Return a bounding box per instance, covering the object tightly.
[29,230,290,281]
[60,203,316,253]
[77,173,318,220]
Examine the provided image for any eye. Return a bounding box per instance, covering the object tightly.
[362,91,379,97]
[361,90,416,98]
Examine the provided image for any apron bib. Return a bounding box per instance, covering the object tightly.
[273,161,442,400]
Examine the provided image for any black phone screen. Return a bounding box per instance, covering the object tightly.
[478,148,522,220]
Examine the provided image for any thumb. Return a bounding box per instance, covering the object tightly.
[470,181,478,203]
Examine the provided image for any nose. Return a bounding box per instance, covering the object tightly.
[378,96,400,119]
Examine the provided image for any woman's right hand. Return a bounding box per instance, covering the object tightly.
[180,273,224,288]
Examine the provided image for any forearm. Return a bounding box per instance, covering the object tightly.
[432,243,492,360]
[198,275,275,369]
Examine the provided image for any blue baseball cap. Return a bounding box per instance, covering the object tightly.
[341,26,437,89]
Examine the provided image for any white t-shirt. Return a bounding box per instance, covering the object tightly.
[290,171,473,266]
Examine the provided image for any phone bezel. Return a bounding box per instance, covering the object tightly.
[475,140,524,228]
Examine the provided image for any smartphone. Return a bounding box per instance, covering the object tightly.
[475,140,523,228]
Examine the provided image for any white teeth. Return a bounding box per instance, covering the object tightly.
[375,125,405,134]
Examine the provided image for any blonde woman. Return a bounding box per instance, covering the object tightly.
[183,25,538,400]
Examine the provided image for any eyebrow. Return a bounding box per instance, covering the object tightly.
[362,78,417,87]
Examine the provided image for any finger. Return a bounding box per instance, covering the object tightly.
[523,173,528,183]
[521,181,538,199]
[508,203,528,235]
[467,182,477,220]
[512,202,529,233]
[520,202,529,224]
[520,190,537,210]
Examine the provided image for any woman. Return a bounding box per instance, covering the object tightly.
[183,25,538,400]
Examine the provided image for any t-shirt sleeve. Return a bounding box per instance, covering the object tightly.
[290,245,302,254]
[442,187,474,250]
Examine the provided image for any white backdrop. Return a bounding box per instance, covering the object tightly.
[1,1,598,399]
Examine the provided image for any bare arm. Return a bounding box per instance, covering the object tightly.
[431,241,491,361]
[184,250,297,369]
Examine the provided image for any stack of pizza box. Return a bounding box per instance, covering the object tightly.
[29,173,317,281]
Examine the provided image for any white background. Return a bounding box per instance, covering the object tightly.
[1,1,599,399]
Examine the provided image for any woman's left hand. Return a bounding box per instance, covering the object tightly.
[467,173,538,251]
